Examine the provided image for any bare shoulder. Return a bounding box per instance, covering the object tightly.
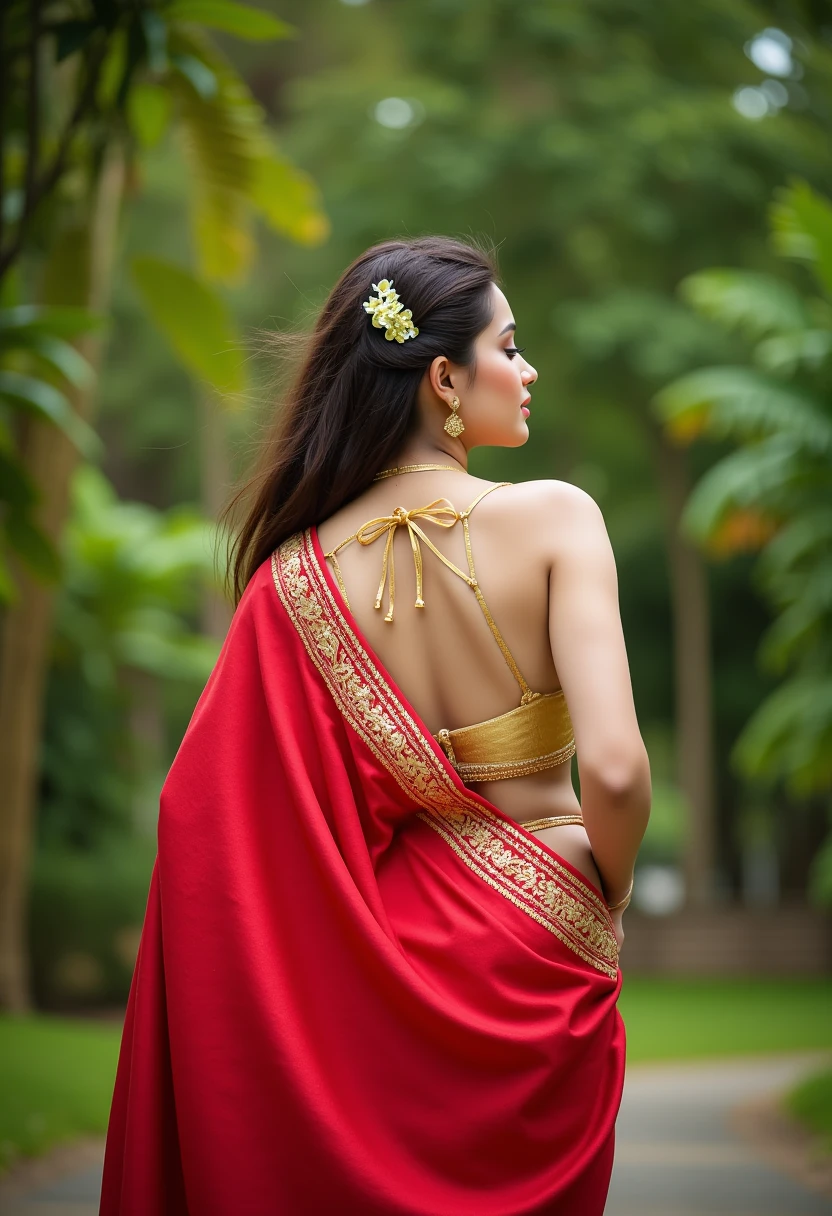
[519,478,603,516]
[487,477,602,513]
[484,478,609,554]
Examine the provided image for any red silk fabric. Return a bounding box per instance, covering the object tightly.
[101,529,625,1215]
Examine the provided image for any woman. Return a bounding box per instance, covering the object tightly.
[100,236,651,1215]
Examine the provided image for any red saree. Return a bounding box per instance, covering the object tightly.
[100,527,624,1216]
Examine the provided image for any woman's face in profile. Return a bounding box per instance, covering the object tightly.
[461,282,538,449]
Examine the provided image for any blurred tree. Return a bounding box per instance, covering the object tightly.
[0,0,327,1009]
[656,179,832,902]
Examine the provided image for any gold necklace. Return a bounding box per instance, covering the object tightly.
[373,462,465,481]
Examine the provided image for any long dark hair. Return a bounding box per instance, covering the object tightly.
[221,235,500,604]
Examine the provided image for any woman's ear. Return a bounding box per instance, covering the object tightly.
[429,355,455,397]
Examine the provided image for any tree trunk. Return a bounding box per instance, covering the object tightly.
[653,429,718,907]
[0,143,125,1011]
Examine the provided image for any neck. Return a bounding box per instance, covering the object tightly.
[390,440,468,473]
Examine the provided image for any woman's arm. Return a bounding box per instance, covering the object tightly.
[544,482,651,906]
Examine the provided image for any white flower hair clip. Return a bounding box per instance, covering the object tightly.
[362,278,419,343]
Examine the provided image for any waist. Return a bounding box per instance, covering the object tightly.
[434,690,576,783]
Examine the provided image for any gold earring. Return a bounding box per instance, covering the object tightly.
[444,395,464,438]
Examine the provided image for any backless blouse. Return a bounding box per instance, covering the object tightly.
[324,480,577,785]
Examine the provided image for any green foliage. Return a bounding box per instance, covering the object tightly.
[39,465,221,849]
[28,842,157,1010]
[128,82,174,149]
[735,677,832,792]
[0,371,99,456]
[1,0,331,597]
[680,271,811,343]
[0,0,328,606]
[0,0,323,280]
[59,464,220,681]
[40,663,135,850]
[656,180,832,828]
[165,0,297,42]
[787,1066,832,1154]
[772,179,832,298]
[0,305,105,600]
[655,367,832,456]
[165,25,328,282]
[131,256,247,394]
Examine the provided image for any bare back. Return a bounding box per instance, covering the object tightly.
[316,469,602,890]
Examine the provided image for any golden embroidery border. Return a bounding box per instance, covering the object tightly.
[271,530,619,979]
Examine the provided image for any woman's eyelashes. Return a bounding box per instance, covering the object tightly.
[506,346,526,359]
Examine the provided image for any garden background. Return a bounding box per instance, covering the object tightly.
[1,0,831,1181]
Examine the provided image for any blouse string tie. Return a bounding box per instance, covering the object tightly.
[354,499,474,622]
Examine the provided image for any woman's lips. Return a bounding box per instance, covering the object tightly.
[521,395,531,418]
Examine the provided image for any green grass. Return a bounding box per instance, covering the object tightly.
[787,1068,832,1153]
[619,978,832,1062]
[0,1014,121,1173]
[2,979,831,1172]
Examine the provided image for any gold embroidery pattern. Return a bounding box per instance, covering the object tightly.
[272,531,619,979]
[453,741,577,783]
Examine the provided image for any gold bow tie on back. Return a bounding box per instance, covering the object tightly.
[354,499,476,622]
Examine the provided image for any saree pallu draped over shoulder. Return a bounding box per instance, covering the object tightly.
[100,528,625,1216]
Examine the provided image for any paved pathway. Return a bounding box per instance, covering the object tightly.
[607,1054,831,1216]
[2,1054,830,1215]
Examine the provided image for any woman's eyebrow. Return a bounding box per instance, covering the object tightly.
[498,322,516,336]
